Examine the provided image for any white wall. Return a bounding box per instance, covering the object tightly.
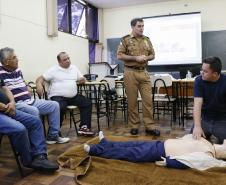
[0,0,89,81]
[102,0,226,61]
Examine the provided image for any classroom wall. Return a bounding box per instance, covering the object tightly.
[101,0,226,66]
[0,0,89,81]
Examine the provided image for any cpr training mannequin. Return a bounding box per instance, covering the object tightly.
[84,131,226,170]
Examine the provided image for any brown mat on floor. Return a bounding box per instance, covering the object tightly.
[58,136,226,185]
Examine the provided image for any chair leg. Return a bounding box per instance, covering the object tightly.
[0,134,2,148]
[8,136,25,177]
[69,111,73,129]
[69,110,79,136]
[71,112,79,136]
[122,99,127,123]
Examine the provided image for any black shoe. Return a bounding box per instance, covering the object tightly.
[145,129,160,136]
[30,154,59,172]
[130,128,139,135]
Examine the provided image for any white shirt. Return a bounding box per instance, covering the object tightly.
[170,152,226,170]
[43,65,83,98]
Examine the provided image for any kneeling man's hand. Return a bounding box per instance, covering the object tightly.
[193,126,206,140]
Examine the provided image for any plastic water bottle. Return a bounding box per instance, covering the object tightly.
[186,70,192,79]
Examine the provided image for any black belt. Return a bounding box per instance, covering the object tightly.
[125,66,145,70]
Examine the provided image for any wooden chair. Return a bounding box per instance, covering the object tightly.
[0,134,25,177]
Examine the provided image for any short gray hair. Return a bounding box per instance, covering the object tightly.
[0,47,14,64]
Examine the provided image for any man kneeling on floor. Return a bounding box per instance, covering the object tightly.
[84,132,226,170]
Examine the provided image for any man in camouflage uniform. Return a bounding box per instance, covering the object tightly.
[117,18,160,136]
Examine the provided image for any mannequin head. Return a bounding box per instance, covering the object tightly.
[214,140,226,159]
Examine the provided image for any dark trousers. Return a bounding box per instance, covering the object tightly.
[190,119,226,144]
[202,119,226,144]
[89,139,165,162]
[51,94,92,128]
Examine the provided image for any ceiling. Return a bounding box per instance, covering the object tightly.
[85,0,178,9]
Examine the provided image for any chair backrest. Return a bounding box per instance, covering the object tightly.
[115,81,126,98]
[100,79,117,100]
[150,75,172,88]
[41,81,50,100]
[38,82,49,100]
[103,76,116,90]
[27,81,38,99]
[151,75,173,100]
[27,81,49,100]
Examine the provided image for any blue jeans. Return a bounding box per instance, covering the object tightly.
[190,119,226,144]
[0,110,46,166]
[16,99,60,137]
[201,119,226,144]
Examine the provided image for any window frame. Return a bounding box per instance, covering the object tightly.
[58,0,94,39]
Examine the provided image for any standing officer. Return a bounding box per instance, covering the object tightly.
[117,17,160,136]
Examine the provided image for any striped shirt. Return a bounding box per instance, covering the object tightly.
[0,67,31,102]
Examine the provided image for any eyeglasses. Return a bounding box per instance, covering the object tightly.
[7,55,17,61]
[62,57,70,61]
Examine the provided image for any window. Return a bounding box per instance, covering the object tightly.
[57,0,93,38]
[57,0,99,63]
[71,1,86,37]
[58,0,69,33]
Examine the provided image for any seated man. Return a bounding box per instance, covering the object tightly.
[0,79,58,172]
[84,131,226,170]
[36,51,94,136]
[0,47,69,144]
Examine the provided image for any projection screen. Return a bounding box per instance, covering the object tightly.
[143,12,201,66]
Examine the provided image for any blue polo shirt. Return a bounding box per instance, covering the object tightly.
[194,74,226,120]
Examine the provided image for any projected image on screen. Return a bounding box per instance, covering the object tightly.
[143,13,201,66]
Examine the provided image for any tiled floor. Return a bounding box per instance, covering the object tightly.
[0,111,193,185]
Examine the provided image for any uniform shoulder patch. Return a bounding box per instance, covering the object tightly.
[120,35,130,45]
[122,34,130,39]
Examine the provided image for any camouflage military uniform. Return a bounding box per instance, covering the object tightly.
[117,34,155,130]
